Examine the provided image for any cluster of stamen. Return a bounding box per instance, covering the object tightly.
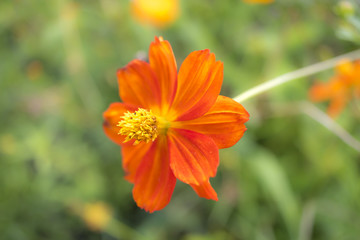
[117,108,158,145]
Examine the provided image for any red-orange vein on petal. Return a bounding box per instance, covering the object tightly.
[132,137,176,213]
[173,95,250,149]
[117,60,161,110]
[149,37,178,115]
[169,50,223,121]
[168,129,219,186]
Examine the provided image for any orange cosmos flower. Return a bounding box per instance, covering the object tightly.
[103,37,249,213]
[131,0,179,28]
[309,59,360,118]
[243,0,274,4]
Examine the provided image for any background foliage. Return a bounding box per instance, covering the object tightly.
[1,0,360,239]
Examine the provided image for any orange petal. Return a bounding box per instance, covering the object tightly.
[354,60,360,76]
[121,141,153,183]
[168,129,219,185]
[335,59,353,76]
[103,103,139,145]
[354,85,360,99]
[190,180,218,201]
[327,94,348,118]
[117,59,161,109]
[310,75,351,102]
[309,80,335,102]
[169,50,223,121]
[149,37,177,113]
[133,137,176,213]
[175,96,249,149]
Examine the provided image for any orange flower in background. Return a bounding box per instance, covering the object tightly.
[103,37,249,213]
[309,59,360,118]
[131,0,179,28]
[243,0,274,4]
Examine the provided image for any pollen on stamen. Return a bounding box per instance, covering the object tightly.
[117,108,158,145]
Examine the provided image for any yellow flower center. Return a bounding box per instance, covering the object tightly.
[117,108,158,145]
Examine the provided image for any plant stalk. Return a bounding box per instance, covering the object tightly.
[233,49,360,103]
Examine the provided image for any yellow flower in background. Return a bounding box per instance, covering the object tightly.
[131,0,179,28]
[243,0,274,4]
[82,202,112,231]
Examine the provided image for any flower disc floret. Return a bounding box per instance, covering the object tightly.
[117,108,158,145]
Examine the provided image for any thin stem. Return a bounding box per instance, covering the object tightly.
[300,101,360,152]
[233,49,360,103]
[298,200,316,240]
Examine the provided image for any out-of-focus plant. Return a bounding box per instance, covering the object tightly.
[335,1,360,43]
[242,0,274,4]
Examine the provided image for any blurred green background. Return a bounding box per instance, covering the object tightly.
[1,0,360,239]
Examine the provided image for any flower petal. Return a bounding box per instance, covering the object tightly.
[121,141,153,183]
[309,83,331,102]
[335,59,353,76]
[133,136,176,213]
[355,84,360,98]
[327,94,348,118]
[117,59,161,109]
[103,102,139,145]
[169,50,223,121]
[190,180,218,201]
[149,37,177,113]
[174,96,249,149]
[168,129,219,185]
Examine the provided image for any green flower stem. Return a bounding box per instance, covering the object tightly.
[233,49,360,103]
[300,102,360,152]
